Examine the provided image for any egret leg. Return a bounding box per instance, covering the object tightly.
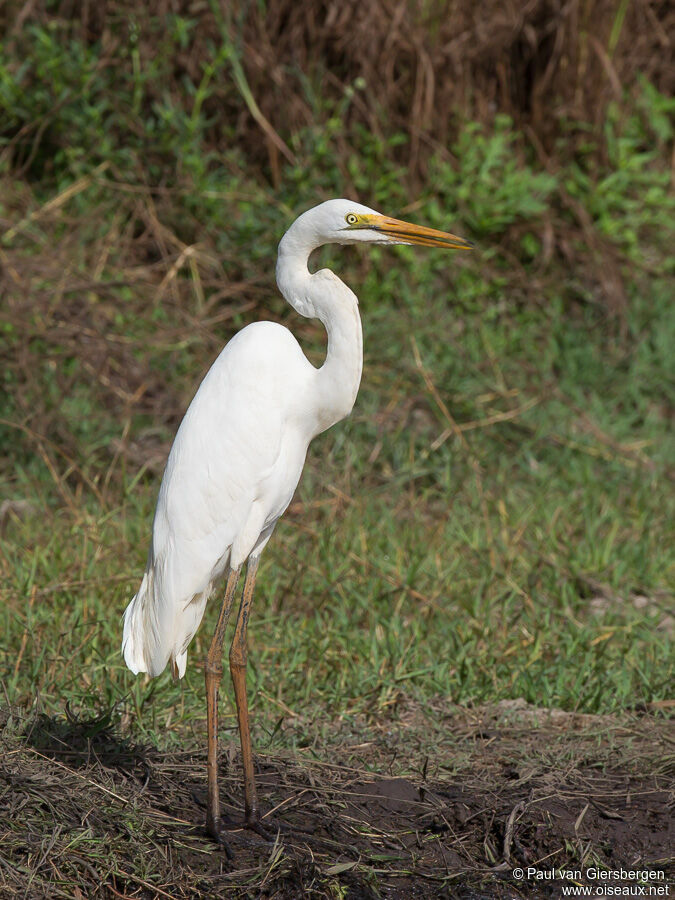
[229,555,264,828]
[205,564,241,846]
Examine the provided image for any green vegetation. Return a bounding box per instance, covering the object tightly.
[0,8,673,898]
[1,14,673,757]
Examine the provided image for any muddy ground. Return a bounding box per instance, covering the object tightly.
[1,701,672,898]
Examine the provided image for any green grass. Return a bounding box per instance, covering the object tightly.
[2,236,672,747]
[1,23,673,752]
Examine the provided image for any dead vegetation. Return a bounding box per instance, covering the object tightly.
[1,702,672,898]
[1,0,672,476]
[3,0,673,178]
[0,4,672,898]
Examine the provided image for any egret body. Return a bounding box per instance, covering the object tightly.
[122,199,472,843]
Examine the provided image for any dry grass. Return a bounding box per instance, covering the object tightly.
[0,5,672,896]
[1,701,672,898]
[2,0,673,179]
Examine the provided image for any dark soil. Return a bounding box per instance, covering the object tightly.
[1,702,672,898]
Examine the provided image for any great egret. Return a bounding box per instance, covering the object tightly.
[122,199,472,844]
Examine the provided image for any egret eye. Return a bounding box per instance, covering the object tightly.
[345,213,358,225]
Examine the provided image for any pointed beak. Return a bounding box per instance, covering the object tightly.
[367,214,474,250]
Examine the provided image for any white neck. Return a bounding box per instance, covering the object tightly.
[276,227,363,436]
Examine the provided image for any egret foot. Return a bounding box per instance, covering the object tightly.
[205,817,235,858]
[244,812,280,841]
[217,809,288,842]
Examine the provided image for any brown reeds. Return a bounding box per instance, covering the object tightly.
[2,0,673,176]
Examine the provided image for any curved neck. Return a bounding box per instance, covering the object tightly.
[276,234,363,435]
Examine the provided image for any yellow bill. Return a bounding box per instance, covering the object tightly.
[365,214,474,250]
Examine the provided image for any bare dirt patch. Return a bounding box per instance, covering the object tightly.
[1,703,672,898]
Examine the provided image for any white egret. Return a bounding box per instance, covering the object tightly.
[122,199,472,844]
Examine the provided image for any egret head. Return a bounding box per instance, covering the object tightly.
[276,198,473,320]
[293,198,474,251]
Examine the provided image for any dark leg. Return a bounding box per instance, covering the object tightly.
[229,555,263,828]
[205,564,241,846]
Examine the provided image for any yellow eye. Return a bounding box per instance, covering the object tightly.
[345,213,358,225]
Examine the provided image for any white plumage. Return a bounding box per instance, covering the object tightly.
[121,198,472,840]
[122,321,324,678]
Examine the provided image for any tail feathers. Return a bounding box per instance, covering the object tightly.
[172,650,188,679]
[122,573,150,675]
[122,565,206,680]
[122,568,172,678]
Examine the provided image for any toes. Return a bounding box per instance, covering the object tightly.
[247,818,277,841]
[206,820,235,858]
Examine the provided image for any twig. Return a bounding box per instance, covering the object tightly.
[503,800,526,862]
[2,162,110,244]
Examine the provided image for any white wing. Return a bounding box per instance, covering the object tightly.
[122,321,317,677]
